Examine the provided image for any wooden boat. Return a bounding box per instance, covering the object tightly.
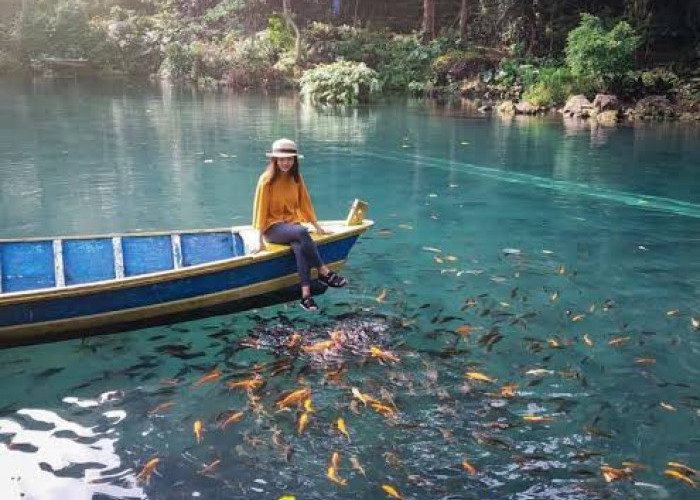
[0,203,372,348]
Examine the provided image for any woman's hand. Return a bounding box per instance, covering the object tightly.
[313,224,331,235]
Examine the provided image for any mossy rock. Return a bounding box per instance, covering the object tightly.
[431,48,501,86]
[634,95,675,119]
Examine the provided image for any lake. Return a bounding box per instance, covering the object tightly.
[1,78,699,500]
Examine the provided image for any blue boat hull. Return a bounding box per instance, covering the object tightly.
[0,231,363,348]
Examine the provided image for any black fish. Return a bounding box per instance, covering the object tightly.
[34,367,64,379]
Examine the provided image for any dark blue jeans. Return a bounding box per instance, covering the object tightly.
[264,223,324,287]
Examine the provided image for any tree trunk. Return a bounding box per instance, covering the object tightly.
[282,0,301,64]
[459,0,468,39]
[422,0,436,40]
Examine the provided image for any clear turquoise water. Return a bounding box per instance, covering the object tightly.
[1,78,699,500]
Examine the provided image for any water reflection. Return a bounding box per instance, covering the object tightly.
[0,402,143,500]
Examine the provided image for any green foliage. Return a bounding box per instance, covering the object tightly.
[266,14,294,53]
[639,68,680,94]
[17,0,101,59]
[163,41,197,79]
[522,66,575,106]
[300,60,382,104]
[565,13,640,86]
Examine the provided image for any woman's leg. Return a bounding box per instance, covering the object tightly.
[264,224,315,296]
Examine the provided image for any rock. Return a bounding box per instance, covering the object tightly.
[593,94,619,112]
[498,100,516,115]
[634,95,674,120]
[515,101,541,115]
[596,110,620,126]
[563,94,594,118]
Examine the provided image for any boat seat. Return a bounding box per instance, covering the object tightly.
[0,241,56,293]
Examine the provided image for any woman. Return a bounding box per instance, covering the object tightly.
[252,138,347,311]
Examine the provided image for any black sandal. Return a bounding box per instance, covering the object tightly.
[319,271,348,288]
[300,296,319,312]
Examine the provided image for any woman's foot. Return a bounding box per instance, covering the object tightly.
[300,296,319,312]
[319,270,348,288]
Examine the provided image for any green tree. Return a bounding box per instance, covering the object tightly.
[565,13,640,84]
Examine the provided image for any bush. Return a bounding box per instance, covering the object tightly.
[163,42,198,79]
[565,13,640,89]
[522,67,574,106]
[431,49,496,85]
[639,68,680,95]
[300,60,382,104]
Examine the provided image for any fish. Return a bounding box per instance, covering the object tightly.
[422,246,442,253]
[608,336,631,347]
[193,368,221,387]
[350,455,366,476]
[634,357,656,365]
[198,459,221,475]
[660,402,677,411]
[465,371,496,383]
[462,459,477,474]
[326,466,347,486]
[525,368,554,376]
[558,265,566,275]
[135,456,159,484]
[667,461,698,476]
[298,412,310,434]
[303,398,314,413]
[666,309,680,316]
[148,402,176,416]
[571,314,586,322]
[351,387,375,406]
[371,401,397,417]
[302,340,335,354]
[376,289,387,302]
[583,334,594,347]
[226,377,265,391]
[500,384,518,398]
[337,418,350,440]
[691,317,700,330]
[455,325,472,335]
[601,464,632,482]
[382,484,403,499]
[219,411,245,429]
[522,414,555,423]
[194,420,203,444]
[663,469,697,488]
[276,388,311,409]
[369,346,400,363]
[331,452,341,469]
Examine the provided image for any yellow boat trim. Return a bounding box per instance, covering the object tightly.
[0,220,372,306]
[0,261,345,344]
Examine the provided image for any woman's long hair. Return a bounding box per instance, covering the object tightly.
[265,157,300,183]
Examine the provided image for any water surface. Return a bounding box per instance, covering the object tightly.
[1,78,699,500]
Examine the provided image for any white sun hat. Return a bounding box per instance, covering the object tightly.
[266,138,304,158]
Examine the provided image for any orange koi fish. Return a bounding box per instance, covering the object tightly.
[219,411,245,429]
[601,464,632,483]
[194,420,203,444]
[369,346,400,363]
[455,325,472,335]
[148,402,176,416]
[302,340,335,354]
[371,401,397,417]
[326,466,347,486]
[336,418,350,440]
[198,459,221,475]
[331,451,341,469]
[226,377,265,391]
[136,456,159,484]
[329,330,344,342]
[571,314,586,322]
[465,371,496,383]
[664,469,697,488]
[667,461,698,476]
[351,387,375,406]
[276,388,311,409]
[324,366,346,384]
[298,412,310,434]
[500,384,518,398]
[382,484,403,499]
[193,368,221,387]
[303,397,314,413]
[522,414,555,423]
[462,459,477,474]
[634,357,656,365]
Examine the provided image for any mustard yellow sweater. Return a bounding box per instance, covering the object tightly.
[252,171,318,232]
